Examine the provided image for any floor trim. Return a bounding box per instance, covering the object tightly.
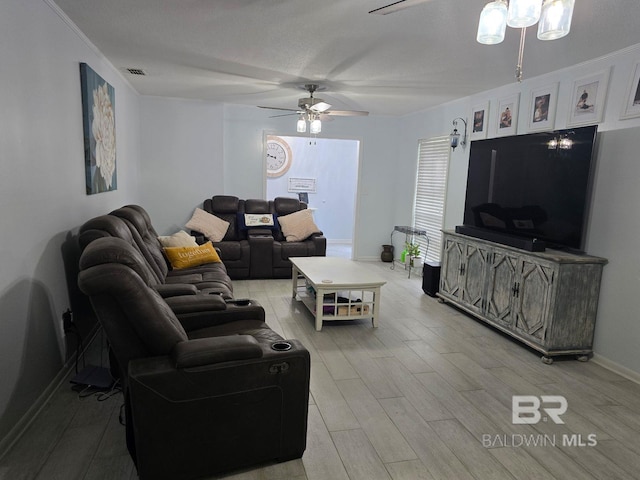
[592,353,640,384]
[0,326,100,460]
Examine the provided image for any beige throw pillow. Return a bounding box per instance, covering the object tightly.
[158,230,198,247]
[278,209,320,242]
[185,208,229,242]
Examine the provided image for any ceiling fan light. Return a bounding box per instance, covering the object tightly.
[296,116,307,133]
[310,117,321,134]
[507,0,543,28]
[537,0,574,40]
[311,100,332,113]
[477,0,508,45]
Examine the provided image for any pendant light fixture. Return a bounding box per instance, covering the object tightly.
[296,114,307,133]
[477,0,574,82]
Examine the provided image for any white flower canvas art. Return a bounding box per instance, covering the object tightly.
[80,63,117,194]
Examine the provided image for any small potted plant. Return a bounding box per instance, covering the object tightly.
[405,242,421,267]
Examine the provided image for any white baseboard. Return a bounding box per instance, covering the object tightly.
[326,239,352,245]
[591,353,640,385]
[0,326,100,460]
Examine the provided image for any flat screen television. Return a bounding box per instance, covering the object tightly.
[460,125,598,252]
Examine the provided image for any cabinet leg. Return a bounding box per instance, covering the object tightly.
[541,356,554,365]
[576,355,590,362]
[437,297,445,304]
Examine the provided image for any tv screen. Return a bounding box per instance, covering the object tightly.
[463,125,598,252]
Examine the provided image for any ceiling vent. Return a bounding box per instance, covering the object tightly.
[125,68,147,76]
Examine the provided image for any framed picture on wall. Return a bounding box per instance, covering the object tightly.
[80,63,117,195]
[495,93,519,137]
[470,102,489,140]
[567,69,610,127]
[528,83,558,132]
[620,60,640,120]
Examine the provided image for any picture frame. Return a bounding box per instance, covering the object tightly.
[470,102,489,140]
[495,93,519,137]
[620,60,640,120]
[80,63,117,195]
[528,83,558,132]
[567,68,610,127]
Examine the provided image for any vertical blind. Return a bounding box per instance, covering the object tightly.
[414,136,451,263]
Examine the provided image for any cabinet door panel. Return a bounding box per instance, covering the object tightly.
[486,252,518,326]
[515,261,555,340]
[461,243,489,314]
[440,238,464,299]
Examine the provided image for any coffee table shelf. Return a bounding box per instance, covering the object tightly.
[290,257,386,331]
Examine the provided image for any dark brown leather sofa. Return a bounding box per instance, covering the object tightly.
[78,205,264,321]
[78,236,310,480]
[198,195,327,279]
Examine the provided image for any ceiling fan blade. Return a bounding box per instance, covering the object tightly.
[257,106,300,112]
[268,112,300,118]
[369,0,432,15]
[325,110,369,117]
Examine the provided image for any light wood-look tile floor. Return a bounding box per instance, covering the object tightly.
[2,260,640,480]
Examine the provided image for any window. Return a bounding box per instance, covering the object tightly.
[414,136,450,263]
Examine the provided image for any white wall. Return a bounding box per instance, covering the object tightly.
[0,0,141,445]
[139,97,224,234]
[267,135,359,241]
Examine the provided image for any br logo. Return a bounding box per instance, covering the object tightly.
[512,395,568,424]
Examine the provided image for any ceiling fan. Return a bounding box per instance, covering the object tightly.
[258,84,369,120]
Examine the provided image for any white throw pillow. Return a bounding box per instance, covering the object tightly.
[278,209,320,242]
[157,230,198,248]
[185,208,230,242]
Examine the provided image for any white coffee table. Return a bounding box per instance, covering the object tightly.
[290,257,386,331]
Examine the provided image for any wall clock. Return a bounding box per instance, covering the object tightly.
[266,136,293,177]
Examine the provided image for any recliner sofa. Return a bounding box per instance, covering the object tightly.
[197,195,327,279]
[78,205,267,324]
[78,236,310,480]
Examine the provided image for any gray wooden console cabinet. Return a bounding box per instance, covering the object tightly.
[437,230,607,363]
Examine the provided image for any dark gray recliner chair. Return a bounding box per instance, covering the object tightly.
[78,237,310,480]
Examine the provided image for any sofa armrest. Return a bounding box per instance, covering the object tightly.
[172,335,262,368]
[248,233,274,278]
[154,283,199,297]
[174,299,265,331]
[164,293,227,315]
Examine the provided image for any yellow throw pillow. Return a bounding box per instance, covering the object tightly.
[277,209,321,242]
[163,242,221,270]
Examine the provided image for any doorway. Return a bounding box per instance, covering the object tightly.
[265,134,360,259]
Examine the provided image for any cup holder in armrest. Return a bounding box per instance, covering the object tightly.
[271,341,292,352]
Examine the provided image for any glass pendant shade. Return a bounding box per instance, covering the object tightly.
[310,117,321,134]
[477,0,508,44]
[537,0,574,40]
[507,0,543,28]
[296,116,306,133]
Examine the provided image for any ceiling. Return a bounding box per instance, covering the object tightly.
[54,0,640,116]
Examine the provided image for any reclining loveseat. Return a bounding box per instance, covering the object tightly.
[192,195,327,279]
[78,236,310,480]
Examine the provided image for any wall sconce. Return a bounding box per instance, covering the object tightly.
[450,117,468,151]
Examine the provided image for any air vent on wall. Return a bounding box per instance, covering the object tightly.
[125,68,147,76]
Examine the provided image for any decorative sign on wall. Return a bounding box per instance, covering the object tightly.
[288,177,317,193]
[80,63,117,195]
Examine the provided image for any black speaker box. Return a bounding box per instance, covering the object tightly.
[422,262,441,297]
